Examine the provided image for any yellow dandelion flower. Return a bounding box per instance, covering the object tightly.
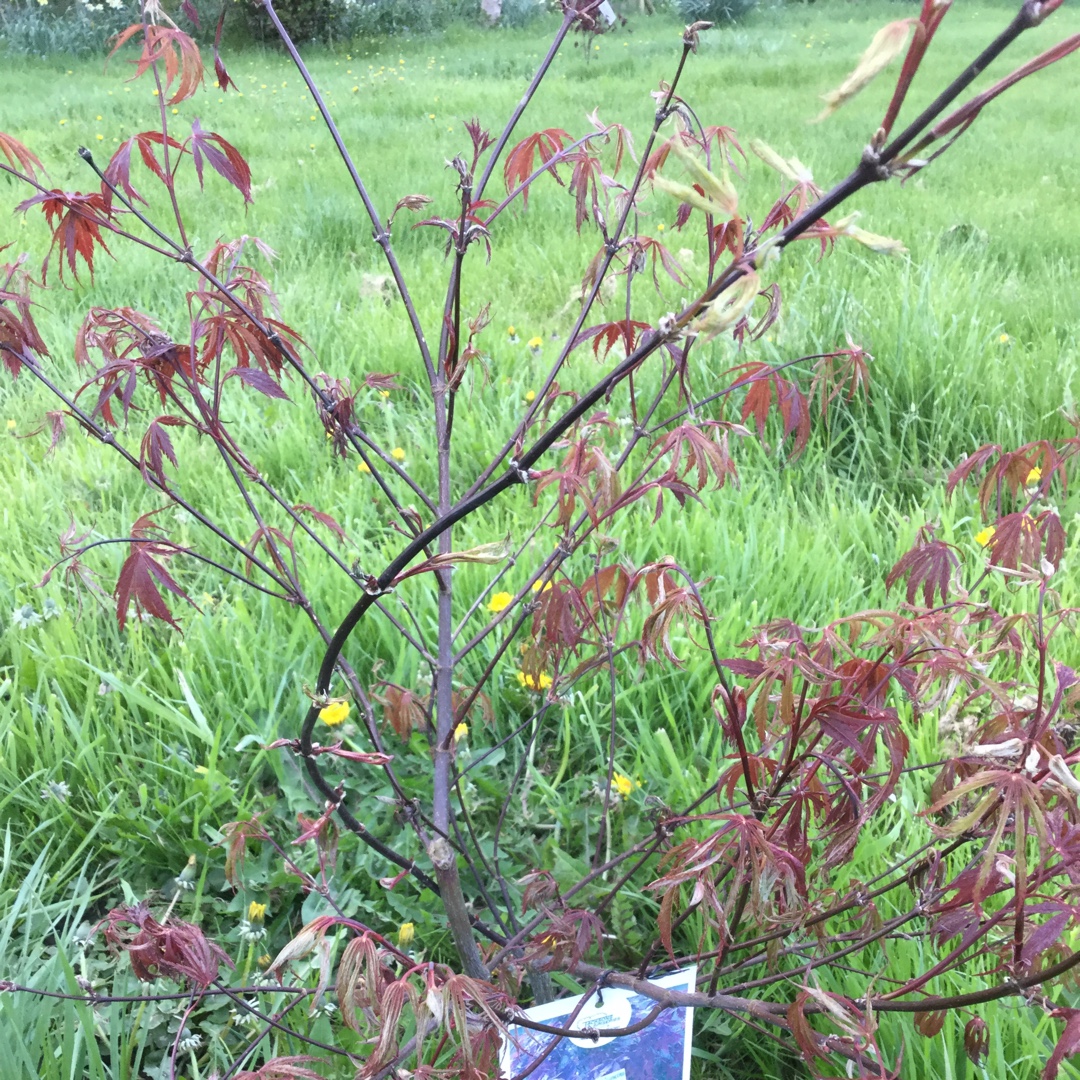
[379,390,391,399]
[998,333,1011,344]
[524,389,537,403]
[487,591,513,613]
[391,447,406,462]
[454,722,469,743]
[530,580,553,594]
[1026,466,1042,485]
[319,700,350,726]
[96,134,104,141]
[357,461,371,474]
[974,526,996,548]
[507,325,516,336]
[528,336,543,350]
[248,901,267,922]
[6,419,15,430]
[613,772,635,797]
[398,921,416,946]
[657,223,665,232]
[516,671,553,691]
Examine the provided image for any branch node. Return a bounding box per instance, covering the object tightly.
[860,144,890,182]
[509,458,533,484]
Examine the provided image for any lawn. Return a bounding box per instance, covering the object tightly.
[2,1,1080,1077]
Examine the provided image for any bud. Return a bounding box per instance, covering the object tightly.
[398,921,416,947]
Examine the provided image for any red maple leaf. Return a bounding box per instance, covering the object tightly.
[16,190,114,283]
[109,24,204,105]
[503,128,570,204]
[113,511,196,630]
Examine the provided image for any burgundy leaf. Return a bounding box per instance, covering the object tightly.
[139,415,185,489]
[886,527,961,607]
[213,6,236,93]
[225,365,289,399]
[189,118,252,203]
[292,503,349,545]
[16,190,113,283]
[1044,1008,1080,1080]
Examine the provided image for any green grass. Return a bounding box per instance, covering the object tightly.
[3,1,1080,1076]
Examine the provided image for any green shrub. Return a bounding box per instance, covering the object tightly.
[673,0,757,23]
[0,0,133,58]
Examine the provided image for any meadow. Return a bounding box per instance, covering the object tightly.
[2,1,1080,1076]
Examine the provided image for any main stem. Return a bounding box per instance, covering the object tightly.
[430,351,490,980]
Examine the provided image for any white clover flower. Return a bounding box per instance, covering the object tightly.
[41,781,71,802]
[11,604,42,630]
[42,598,61,620]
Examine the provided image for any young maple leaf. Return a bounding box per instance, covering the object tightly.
[108,24,204,105]
[986,511,1065,573]
[212,7,237,93]
[1044,1008,1080,1079]
[189,119,252,203]
[653,422,741,492]
[139,415,186,490]
[114,511,196,630]
[0,131,45,181]
[16,190,113,283]
[224,365,289,400]
[565,148,606,233]
[103,901,233,988]
[233,1059,325,1080]
[292,503,349,545]
[103,131,186,208]
[503,128,571,204]
[886,526,961,607]
[0,260,50,376]
[572,318,652,361]
[729,360,812,458]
